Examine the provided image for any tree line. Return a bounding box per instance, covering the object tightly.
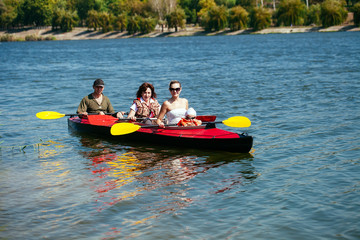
[1,0,359,34]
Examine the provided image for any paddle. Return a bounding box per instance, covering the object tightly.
[35,111,116,120]
[110,116,251,136]
[36,111,131,120]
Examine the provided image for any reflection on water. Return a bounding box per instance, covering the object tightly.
[75,133,256,225]
[38,140,65,158]
[0,114,257,239]
[36,140,70,191]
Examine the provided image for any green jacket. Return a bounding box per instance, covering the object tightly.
[77,94,115,114]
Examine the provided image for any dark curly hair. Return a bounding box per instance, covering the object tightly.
[136,82,157,99]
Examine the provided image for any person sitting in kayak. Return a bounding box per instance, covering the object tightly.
[178,108,202,127]
[77,79,123,118]
[156,80,188,128]
[128,82,161,123]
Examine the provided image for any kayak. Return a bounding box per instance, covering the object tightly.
[67,115,253,153]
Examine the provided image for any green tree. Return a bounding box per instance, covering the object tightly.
[76,0,105,25]
[139,16,157,33]
[179,0,200,23]
[66,0,77,11]
[320,0,347,27]
[98,11,113,32]
[127,14,141,34]
[309,0,324,4]
[228,5,248,30]
[52,0,78,31]
[354,2,360,26]
[113,12,127,31]
[0,0,20,28]
[201,5,228,31]
[108,0,127,16]
[0,0,6,15]
[52,7,64,30]
[198,0,216,19]
[166,7,186,32]
[127,0,147,16]
[215,0,236,8]
[20,0,53,26]
[276,0,306,26]
[249,6,271,30]
[61,10,78,31]
[236,0,255,11]
[87,9,100,30]
[306,3,321,25]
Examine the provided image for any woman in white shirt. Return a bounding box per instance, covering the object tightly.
[156,80,188,128]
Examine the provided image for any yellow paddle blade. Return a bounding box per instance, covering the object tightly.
[222,116,251,128]
[110,123,141,135]
[36,111,66,120]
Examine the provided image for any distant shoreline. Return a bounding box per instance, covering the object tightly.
[1,24,360,41]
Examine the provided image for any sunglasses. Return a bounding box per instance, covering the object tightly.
[169,88,181,92]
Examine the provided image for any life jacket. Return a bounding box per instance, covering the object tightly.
[133,98,160,118]
[177,118,202,127]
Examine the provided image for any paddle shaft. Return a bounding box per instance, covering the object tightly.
[69,112,129,117]
[79,114,157,122]
[132,121,221,128]
[70,113,113,116]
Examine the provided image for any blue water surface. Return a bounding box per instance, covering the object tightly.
[0,32,359,239]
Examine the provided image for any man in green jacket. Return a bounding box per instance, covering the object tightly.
[77,79,123,118]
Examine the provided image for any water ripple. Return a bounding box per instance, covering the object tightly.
[1,32,360,239]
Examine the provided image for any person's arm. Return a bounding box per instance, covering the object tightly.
[128,109,136,120]
[105,97,115,114]
[156,102,168,128]
[194,119,202,126]
[128,102,138,120]
[77,97,88,115]
[153,100,161,118]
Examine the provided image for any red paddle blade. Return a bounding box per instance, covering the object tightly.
[196,115,216,122]
[87,115,118,126]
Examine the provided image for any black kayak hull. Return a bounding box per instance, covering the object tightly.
[68,118,253,153]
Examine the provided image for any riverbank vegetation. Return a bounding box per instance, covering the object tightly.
[0,0,359,39]
[0,33,56,41]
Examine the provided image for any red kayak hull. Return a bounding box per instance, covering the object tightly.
[67,117,253,153]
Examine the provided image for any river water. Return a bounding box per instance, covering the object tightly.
[1,32,359,239]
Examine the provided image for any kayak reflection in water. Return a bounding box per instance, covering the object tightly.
[177,108,202,127]
[77,78,124,118]
[127,82,161,124]
[156,80,189,128]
